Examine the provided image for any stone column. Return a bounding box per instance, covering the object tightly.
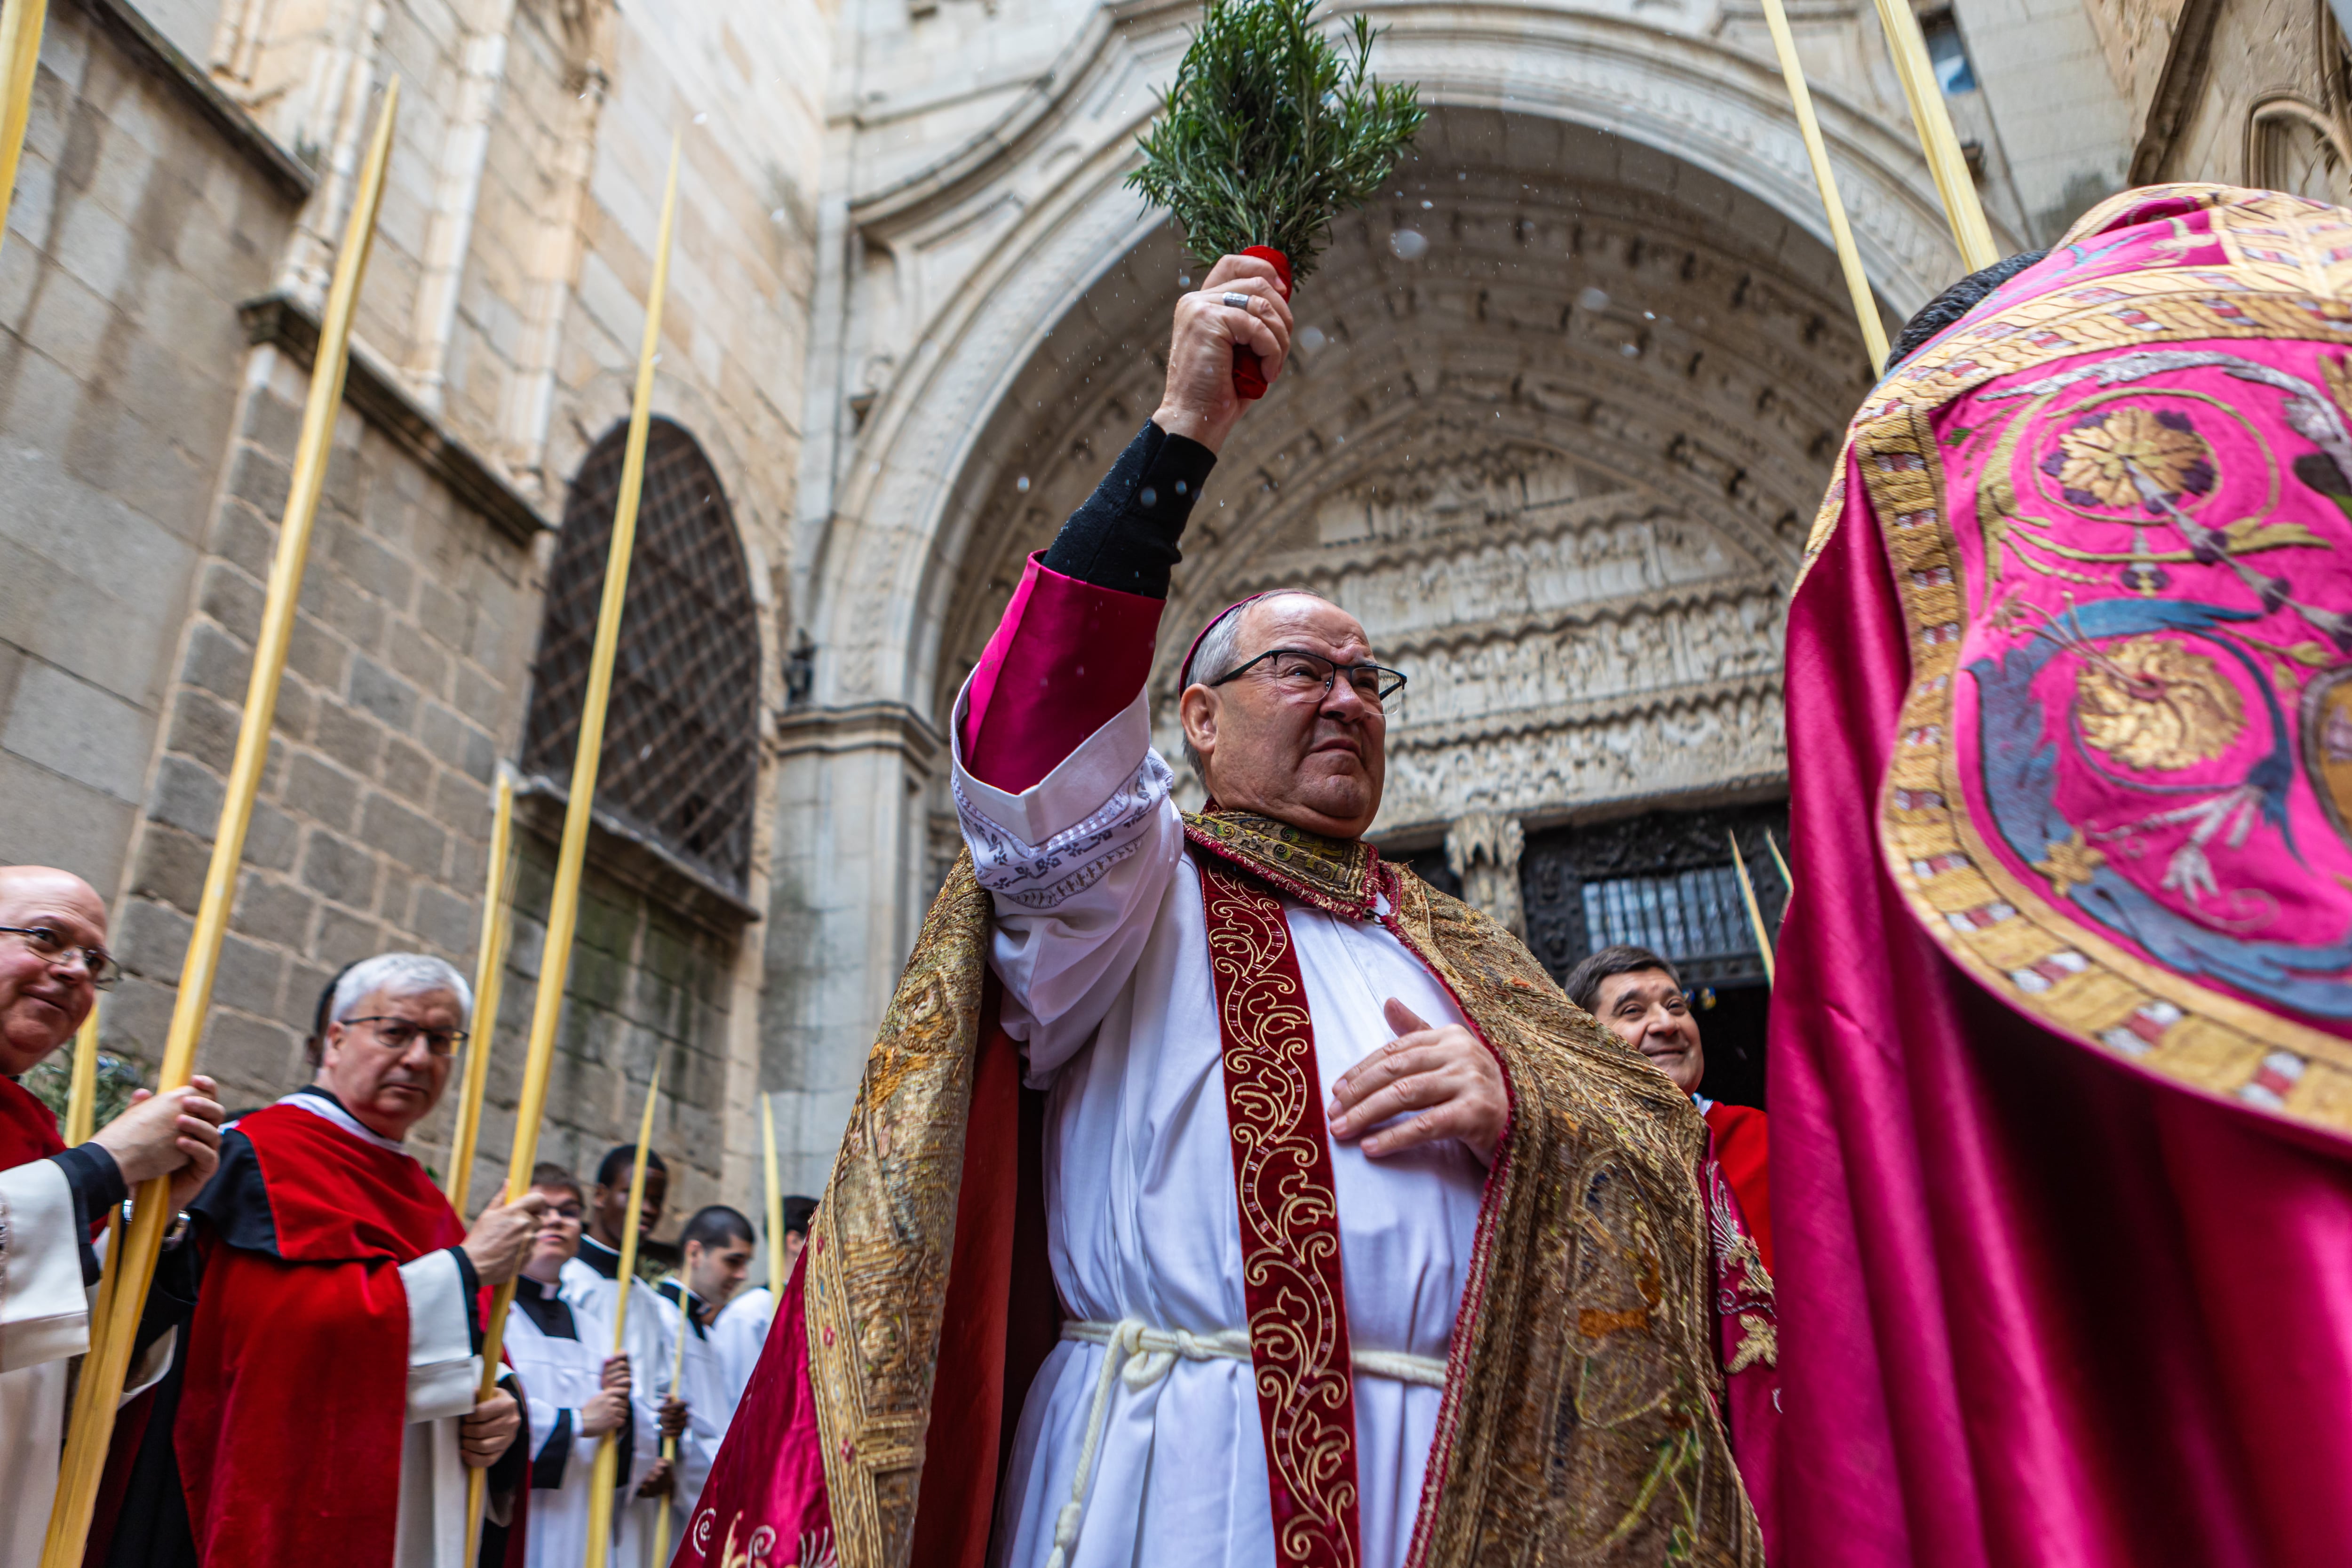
[1446,812,1527,939]
[760,701,943,1195]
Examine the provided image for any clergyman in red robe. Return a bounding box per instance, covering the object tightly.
[97,951,547,1568]
[1777,183,2352,1568]
[0,864,222,1568]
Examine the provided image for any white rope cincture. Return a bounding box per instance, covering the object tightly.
[1041,1318,1446,1568]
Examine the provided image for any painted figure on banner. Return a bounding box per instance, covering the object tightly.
[1777,183,2352,1568]
[680,255,1761,1568]
[93,951,544,1568]
[0,866,225,1568]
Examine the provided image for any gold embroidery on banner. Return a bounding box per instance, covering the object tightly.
[803,854,993,1568]
[1184,810,1380,917]
[1727,1313,1777,1377]
[1854,412,2352,1138]
[2053,405,2215,507]
[1798,186,2352,583]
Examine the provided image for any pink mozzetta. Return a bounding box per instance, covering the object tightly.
[962,554,1165,795]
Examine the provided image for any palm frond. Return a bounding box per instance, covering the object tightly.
[1126,0,1423,285]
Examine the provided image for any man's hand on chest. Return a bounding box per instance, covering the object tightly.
[1327,997,1507,1168]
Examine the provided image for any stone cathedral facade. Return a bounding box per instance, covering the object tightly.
[0,0,2334,1221]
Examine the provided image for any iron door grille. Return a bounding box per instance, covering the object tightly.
[1580,866,1755,986]
[522,419,759,896]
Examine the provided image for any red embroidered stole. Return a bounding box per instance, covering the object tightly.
[1191,832,1368,1568]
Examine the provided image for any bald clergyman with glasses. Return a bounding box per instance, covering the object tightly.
[98,952,552,1568]
[0,865,229,1568]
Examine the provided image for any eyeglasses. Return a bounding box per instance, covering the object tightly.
[338,1015,470,1058]
[1208,647,1408,714]
[2,926,121,989]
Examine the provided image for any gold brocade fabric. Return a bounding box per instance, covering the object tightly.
[804,821,1759,1568]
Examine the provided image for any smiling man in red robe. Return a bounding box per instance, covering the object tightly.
[0,864,223,1568]
[100,952,548,1568]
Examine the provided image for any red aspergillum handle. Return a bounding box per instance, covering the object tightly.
[1231,245,1292,400]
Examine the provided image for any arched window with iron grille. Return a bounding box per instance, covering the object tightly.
[522,419,759,896]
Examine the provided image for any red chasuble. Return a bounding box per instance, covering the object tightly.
[166,1100,507,1568]
[0,1074,66,1170]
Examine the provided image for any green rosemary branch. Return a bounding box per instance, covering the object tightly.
[1127,0,1424,285]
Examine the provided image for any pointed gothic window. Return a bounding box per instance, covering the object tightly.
[522,420,759,896]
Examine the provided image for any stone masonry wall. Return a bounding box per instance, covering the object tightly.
[0,0,793,1233]
[103,345,538,1130]
[474,824,739,1221]
[98,345,739,1225]
[0,4,296,894]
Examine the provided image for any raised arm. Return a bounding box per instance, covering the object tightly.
[953,254,1288,1076]
[959,251,1291,788]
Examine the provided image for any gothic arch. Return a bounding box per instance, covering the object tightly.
[803,0,2004,726]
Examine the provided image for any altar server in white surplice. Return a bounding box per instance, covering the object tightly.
[504,1164,656,1568]
[558,1142,686,1567]
[652,1204,755,1524]
[707,1194,806,1406]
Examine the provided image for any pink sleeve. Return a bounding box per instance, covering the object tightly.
[962,554,1165,795]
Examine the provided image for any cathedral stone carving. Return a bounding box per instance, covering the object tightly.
[1446,812,1528,937]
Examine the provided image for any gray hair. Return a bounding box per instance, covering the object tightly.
[331,952,473,1029]
[1178,588,1340,788]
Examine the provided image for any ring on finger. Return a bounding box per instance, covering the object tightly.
[1220,291,1253,310]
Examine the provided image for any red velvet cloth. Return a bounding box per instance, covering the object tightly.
[678,996,1058,1568]
[0,1073,65,1169]
[170,1103,487,1568]
[961,555,1164,794]
[1702,1101,1771,1274]
[672,1248,833,1568]
[1773,470,2352,1568]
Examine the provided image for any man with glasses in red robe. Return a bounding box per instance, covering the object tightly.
[99,951,547,1568]
[0,865,223,1568]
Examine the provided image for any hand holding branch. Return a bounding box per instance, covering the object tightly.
[461,1390,521,1469]
[460,1190,548,1286]
[1151,253,1294,454]
[96,1076,226,1213]
[579,1353,632,1437]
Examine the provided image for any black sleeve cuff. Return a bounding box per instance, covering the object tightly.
[450,1245,483,1353]
[51,1144,127,1286]
[1038,420,1218,599]
[532,1408,574,1489]
[53,1142,128,1213]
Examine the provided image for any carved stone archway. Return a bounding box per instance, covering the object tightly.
[926,108,1863,842]
[764,4,1997,1186]
[803,0,1995,724]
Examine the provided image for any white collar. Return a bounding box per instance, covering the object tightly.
[1692,1092,1715,1114]
[277,1088,418,1160]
